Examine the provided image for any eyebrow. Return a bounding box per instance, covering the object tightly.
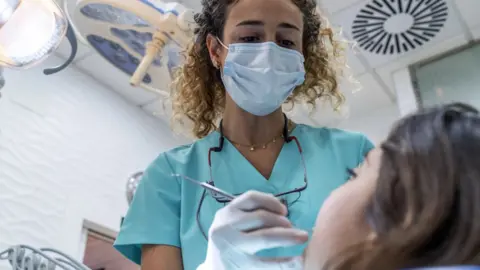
[236,20,300,31]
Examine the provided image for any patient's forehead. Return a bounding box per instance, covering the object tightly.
[364,146,382,166]
[302,147,382,269]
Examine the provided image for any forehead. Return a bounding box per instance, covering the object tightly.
[366,147,383,165]
[226,0,303,30]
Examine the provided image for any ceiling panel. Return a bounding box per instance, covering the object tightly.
[454,0,480,29]
[376,33,470,91]
[346,72,393,114]
[318,0,366,15]
[332,0,465,69]
[141,97,172,118]
[74,54,160,105]
[285,72,393,127]
[55,36,93,61]
[346,49,368,75]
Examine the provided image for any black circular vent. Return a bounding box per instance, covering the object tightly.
[352,0,448,55]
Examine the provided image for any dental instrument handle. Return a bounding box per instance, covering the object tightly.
[171,174,236,200]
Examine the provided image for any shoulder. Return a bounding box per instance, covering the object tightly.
[296,124,374,160]
[297,124,371,146]
[147,132,219,173]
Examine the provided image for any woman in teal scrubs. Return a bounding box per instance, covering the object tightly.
[114,0,373,269]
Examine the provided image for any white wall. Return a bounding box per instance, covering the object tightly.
[0,55,185,269]
[393,68,419,117]
[337,104,400,144]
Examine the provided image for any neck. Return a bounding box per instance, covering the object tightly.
[222,107,285,145]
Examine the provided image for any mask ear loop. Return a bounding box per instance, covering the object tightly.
[212,36,228,81]
[216,37,229,50]
[212,37,228,68]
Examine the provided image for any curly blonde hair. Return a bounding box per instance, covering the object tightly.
[170,0,348,138]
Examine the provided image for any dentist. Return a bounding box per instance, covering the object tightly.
[114,0,373,269]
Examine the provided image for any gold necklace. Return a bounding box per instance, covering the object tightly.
[225,119,296,151]
[229,134,283,151]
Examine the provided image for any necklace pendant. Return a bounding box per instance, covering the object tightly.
[250,146,255,151]
[262,145,267,149]
[273,138,277,143]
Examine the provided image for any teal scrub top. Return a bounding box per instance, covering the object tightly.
[114,124,374,270]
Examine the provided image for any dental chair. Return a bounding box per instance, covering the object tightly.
[1,245,478,270]
[0,245,89,270]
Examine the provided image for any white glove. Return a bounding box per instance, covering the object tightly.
[197,191,308,270]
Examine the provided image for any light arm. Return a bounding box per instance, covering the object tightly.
[43,22,78,75]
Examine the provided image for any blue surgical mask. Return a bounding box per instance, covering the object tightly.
[218,40,306,116]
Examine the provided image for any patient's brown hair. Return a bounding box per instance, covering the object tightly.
[329,103,480,269]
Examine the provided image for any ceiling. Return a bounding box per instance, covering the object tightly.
[52,0,480,127]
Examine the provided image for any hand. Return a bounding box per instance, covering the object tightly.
[198,191,308,270]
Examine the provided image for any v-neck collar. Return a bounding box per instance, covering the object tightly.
[208,125,304,194]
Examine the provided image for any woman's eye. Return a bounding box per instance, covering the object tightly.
[279,40,295,47]
[239,36,260,43]
[346,168,357,179]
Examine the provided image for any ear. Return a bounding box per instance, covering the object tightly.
[206,33,222,68]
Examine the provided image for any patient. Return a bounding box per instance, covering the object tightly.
[304,103,480,270]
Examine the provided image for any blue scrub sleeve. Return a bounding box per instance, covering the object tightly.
[114,153,181,265]
[360,135,375,160]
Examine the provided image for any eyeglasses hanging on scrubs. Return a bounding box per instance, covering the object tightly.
[207,119,308,204]
[174,114,308,240]
[0,0,77,74]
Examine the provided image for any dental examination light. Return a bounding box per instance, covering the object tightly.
[0,0,77,74]
[70,0,195,96]
[126,171,143,205]
[0,0,78,100]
